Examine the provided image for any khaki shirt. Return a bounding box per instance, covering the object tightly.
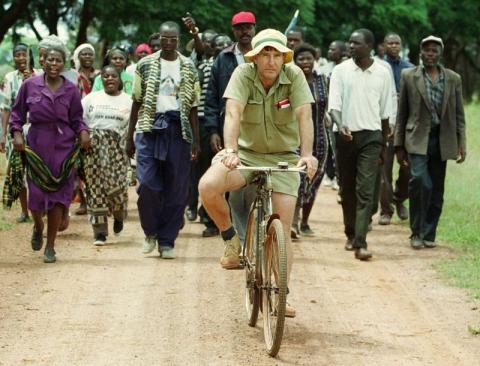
[223,63,314,154]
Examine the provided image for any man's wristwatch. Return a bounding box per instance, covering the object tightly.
[225,148,237,154]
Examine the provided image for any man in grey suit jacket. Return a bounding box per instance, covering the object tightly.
[394,35,466,249]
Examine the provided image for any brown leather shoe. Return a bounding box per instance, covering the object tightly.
[354,248,372,261]
[344,238,354,251]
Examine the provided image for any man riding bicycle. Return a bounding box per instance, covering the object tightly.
[199,29,318,317]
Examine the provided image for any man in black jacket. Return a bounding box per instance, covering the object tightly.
[203,11,256,243]
[204,11,255,148]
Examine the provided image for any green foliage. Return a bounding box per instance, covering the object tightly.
[435,102,480,299]
[310,0,431,49]
[1,0,479,95]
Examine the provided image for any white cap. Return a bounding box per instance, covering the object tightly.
[420,35,444,49]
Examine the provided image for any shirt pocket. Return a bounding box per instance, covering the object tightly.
[26,95,42,105]
[273,106,294,126]
[242,99,263,125]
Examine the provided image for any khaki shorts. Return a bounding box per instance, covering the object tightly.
[212,149,300,197]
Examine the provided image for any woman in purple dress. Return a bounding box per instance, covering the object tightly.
[10,46,91,263]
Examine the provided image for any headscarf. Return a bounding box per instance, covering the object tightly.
[13,43,28,54]
[72,43,95,70]
[135,43,152,56]
[38,34,69,59]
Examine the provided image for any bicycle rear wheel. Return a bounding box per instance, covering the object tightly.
[262,218,287,357]
[244,207,261,327]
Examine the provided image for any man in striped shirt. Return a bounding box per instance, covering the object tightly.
[126,21,200,259]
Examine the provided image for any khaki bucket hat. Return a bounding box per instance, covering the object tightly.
[244,29,293,63]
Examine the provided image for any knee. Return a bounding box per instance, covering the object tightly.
[198,173,218,200]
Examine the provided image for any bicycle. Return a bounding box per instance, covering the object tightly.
[237,162,305,357]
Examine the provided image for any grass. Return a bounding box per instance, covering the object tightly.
[434,102,480,299]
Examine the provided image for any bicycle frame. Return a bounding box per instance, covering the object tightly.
[240,165,304,276]
[238,163,305,356]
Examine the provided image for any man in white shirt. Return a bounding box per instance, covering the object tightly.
[329,28,393,260]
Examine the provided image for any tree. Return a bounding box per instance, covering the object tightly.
[0,0,32,43]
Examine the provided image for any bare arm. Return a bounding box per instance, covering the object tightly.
[296,103,313,156]
[126,100,141,158]
[331,108,352,141]
[221,98,244,169]
[0,110,9,152]
[189,106,200,160]
[295,103,318,179]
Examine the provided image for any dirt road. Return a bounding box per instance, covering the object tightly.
[0,187,479,365]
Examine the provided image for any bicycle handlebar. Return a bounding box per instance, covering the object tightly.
[236,165,306,173]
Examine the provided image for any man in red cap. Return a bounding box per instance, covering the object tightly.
[203,11,256,246]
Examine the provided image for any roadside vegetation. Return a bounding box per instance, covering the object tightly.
[435,101,480,299]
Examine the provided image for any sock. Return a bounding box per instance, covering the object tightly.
[221,226,236,241]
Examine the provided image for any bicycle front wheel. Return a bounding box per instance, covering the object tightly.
[262,218,287,357]
[244,207,261,327]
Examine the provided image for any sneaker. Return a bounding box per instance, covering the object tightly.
[323,176,333,187]
[93,233,107,246]
[113,219,124,236]
[142,236,157,254]
[160,246,176,259]
[378,214,391,225]
[43,247,56,263]
[16,213,31,223]
[300,224,315,237]
[220,234,241,269]
[423,240,436,248]
[410,236,424,250]
[331,177,339,191]
[202,226,219,237]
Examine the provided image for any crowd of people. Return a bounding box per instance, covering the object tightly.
[0,10,467,315]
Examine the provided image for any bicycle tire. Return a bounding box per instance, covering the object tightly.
[262,218,287,357]
[244,207,261,327]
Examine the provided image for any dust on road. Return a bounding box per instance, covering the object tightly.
[1,187,479,365]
